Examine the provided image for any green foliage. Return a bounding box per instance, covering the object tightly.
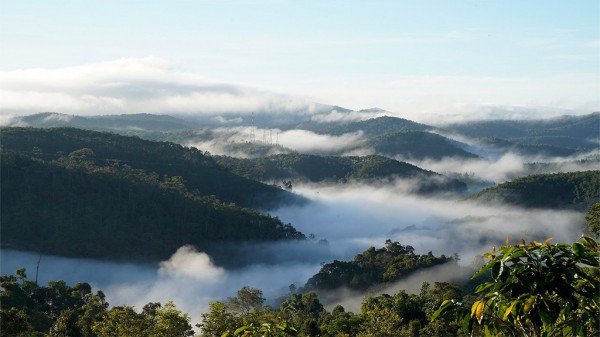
[433,236,600,336]
[223,320,298,337]
[198,302,243,337]
[0,127,302,209]
[468,170,600,210]
[300,115,430,137]
[586,203,600,237]
[227,287,266,315]
[218,153,466,194]
[1,269,108,336]
[304,240,453,291]
[1,150,304,263]
[366,131,479,160]
[0,270,193,337]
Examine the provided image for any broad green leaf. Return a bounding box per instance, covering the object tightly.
[539,310,552,325]
[499,264,510,283]
[462,314,471,332]
[572,242,585,257]
[431,300,453,321]
[502,246,516,261]
[234,326,251,335]
[581,235,598,250]
[475,282,494,293]
[492,261,504,280]
[484,325,492,337]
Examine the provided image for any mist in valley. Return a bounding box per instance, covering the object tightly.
[2,152,590,324]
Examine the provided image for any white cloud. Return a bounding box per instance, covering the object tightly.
[298,74,599,123]
[277,130,365,153]
[0,57,321,116]
[183,127,365,157]
[158,245,225,282]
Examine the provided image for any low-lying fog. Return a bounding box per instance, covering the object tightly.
[1,178,587,324]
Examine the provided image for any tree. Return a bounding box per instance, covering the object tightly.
[0,307,31,336]
[433,236,599,337]
[222,320,298,337]
[16,268,27,283]
[149,301,194,337]
[47,309,82,337]
[92,306,150,337]
[586,203,600,237]
[197,301,242,337]
[228,287,265,315]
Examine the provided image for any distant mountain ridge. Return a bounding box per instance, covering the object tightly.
[15,112,198,131]
[6,111,597,162]
[442,112,599,151]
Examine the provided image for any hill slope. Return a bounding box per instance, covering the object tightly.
[298,115,430,137]
[0,150,304,264]
[0,127,303,209]
[366,131,479,160]
[443,112,599,151]
[217,153,467,194]
[468,170,599,209]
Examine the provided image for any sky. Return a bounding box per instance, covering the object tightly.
[0,0,599,120]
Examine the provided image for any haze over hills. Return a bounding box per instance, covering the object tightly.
[6,111,597,162]
[216,153,467,195]
[2,1,599,335]
[2,115,598,336]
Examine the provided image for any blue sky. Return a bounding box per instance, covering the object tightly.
[1,1,598,119]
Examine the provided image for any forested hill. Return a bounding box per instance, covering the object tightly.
[303,240,454,292]
[0,127,304,209]
[0,150,304,264]
[217,153,467,195]
[297,115,430,136]
[366,131,479,160]
[467,170,600,209]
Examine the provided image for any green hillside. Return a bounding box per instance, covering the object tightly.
[299,115,430,137]
[217,153,467,194]
[468,170,600,209]
[0,150,304,264]
[0,127,303,209]
[303,240,453,291]
[367,131,479,160]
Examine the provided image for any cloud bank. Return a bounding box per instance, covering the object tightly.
[2,57,596,126]
[0,57,323,117]
[183,127,366,157]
